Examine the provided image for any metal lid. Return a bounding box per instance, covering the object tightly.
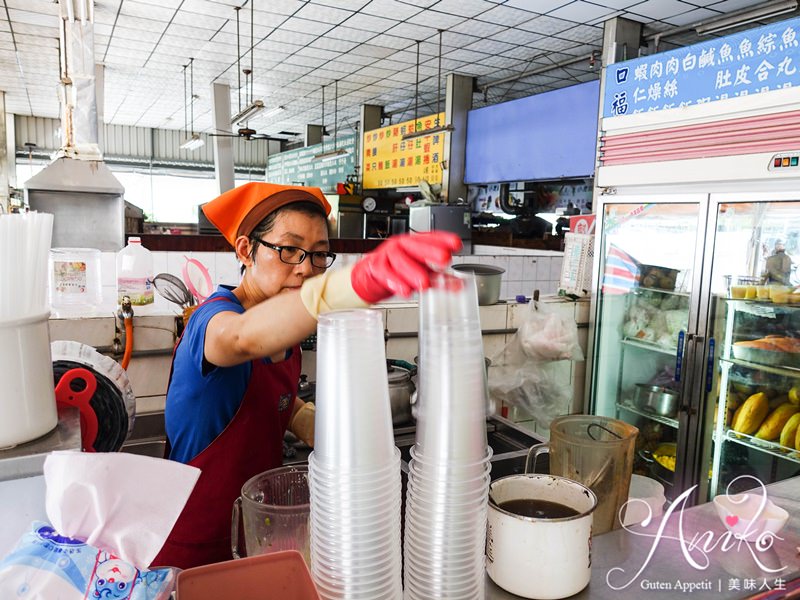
[387,366,411,384]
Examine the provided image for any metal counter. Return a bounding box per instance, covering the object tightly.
[485,476,800,599]
[0,405,81,481]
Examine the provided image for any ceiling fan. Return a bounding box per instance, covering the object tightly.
[209,2,283,143]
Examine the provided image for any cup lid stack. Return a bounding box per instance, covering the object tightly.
[308,309,402,600]
[404,271,491,600]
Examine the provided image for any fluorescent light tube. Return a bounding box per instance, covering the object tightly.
[180,133,205,151]
[696,0,797,35]
[231,100,265,125]
[261,105,286,119]
[401,123,454,141]
[313,148,349,162]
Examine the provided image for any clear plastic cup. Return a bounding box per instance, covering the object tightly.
[309,447,402,477]
[313,574,400,600]
[309,474,399,505]
[314,309,395,469]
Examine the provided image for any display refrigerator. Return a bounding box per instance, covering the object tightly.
[587,15,800,505]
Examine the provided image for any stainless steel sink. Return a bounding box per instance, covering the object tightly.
[395,415,547,480]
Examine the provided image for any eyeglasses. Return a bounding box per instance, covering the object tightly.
[254,238,337,269]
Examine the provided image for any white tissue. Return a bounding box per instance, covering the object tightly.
[43,450,200,569]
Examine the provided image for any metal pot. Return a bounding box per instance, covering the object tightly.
[634,384,679,418]
[638,443,676,488]
[387,359,416,426]
[452,264,504,305]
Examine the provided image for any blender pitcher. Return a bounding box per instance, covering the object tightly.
[526,415,638,535]
[231,465,311,563]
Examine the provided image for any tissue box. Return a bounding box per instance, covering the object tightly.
[0,522,176,599]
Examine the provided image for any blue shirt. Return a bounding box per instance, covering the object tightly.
[166,286,251,463]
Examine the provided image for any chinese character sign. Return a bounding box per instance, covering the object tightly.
[603,16,800,118]
[363,113,445,189]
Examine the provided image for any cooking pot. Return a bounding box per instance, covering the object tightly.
[452,264,504,305]
[634,384,679,418]
[639,442,676,488]
[387,359,416,426]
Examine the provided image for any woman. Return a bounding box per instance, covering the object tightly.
[153,182,461,569]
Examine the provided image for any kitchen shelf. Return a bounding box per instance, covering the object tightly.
[616,402,679,429]
[722,428,800,464]
[720,357,800,379]
[632,287,690,298]
[621,337,678,356]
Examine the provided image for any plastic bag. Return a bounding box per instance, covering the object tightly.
[488,301,584,429]
[0,522,176,600]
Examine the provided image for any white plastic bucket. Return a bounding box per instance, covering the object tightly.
[0,312,58,447]
[623,474,666,526]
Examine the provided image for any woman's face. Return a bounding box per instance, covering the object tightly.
[248,209,330,298]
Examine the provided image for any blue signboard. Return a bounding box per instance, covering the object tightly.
[465,80,599,184]
[603,16,800,118]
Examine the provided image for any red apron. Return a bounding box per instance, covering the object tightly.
[153,309,300,569]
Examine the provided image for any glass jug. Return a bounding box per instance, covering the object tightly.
[231,465,311,563]
[526,415,638,535]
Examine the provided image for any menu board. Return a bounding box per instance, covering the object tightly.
[603,16,800,118]
[265,135,355,193]
[363,113,445,189]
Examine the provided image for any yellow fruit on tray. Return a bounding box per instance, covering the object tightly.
[789,386,800,406]
[732,392,769,435]
[755,403,800,440]
[780,413,800,448]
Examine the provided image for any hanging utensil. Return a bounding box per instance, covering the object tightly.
[152,273,194,308]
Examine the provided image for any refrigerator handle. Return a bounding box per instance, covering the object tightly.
[706,337,715,393]
[678,333,705,416]
[674,330,686,383]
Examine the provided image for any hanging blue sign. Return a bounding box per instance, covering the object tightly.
[603,16,800,118]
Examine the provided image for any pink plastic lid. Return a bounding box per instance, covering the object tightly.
[182,256,213,303]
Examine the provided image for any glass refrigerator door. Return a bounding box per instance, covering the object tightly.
[702,196,800,500]
[590,196,707,501]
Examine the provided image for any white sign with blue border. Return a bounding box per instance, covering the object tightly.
[603,16,800,118]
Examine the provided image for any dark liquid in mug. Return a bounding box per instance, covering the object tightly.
[499,498,579,519]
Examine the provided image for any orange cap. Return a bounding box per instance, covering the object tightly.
[202,182,331,245]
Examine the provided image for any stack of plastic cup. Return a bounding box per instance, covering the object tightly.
[404,270,491,600]
[308,309,402,600]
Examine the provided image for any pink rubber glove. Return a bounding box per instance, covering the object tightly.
[351,231,463,303]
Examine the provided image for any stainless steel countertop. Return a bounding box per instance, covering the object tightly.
[0,406,81,481]
[485,476,800,599]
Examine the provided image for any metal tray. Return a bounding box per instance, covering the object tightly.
[731,344,800,369]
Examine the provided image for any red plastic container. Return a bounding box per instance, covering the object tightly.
[176,550,320,599]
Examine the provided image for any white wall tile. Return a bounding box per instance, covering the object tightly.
[386,306,418,333]
[101,251,116,286]
[507,257,525,280]
[522,257,539,282]
[152,252,168,277]
[550,257,563,281]
[215,252,241,286]
[479,304,508,330]
[500,281,509,300]
[386,337,419,363]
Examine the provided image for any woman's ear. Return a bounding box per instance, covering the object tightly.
[234,236,254,268]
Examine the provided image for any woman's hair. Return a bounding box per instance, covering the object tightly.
[242,201,328,273]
